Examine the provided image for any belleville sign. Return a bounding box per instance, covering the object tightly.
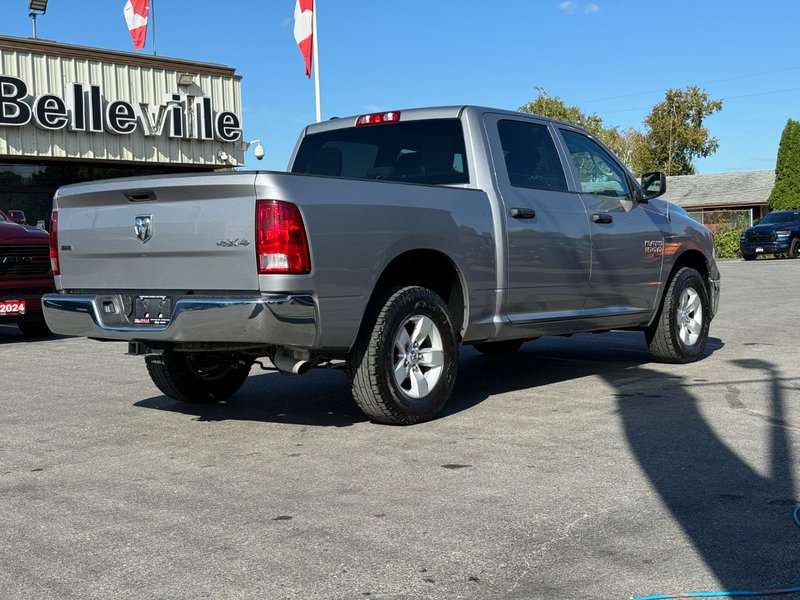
[0,74,242,143]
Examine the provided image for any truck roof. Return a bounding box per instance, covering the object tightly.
[303,105,582,136]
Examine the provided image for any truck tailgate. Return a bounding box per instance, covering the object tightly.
[55,172,259,291]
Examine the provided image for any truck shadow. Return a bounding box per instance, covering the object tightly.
[134,331,722,428]
[135,366,369,427]
[445,331,692,417]
[0,326,68,344]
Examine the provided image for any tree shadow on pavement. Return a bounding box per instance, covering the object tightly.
[131,330,800,590]
[606,358,799,592]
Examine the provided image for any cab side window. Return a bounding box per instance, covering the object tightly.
[497,120,568,192]
[560,129,631,199]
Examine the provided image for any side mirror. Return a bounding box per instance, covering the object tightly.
[8,210,27,225]
[640,172,666,201]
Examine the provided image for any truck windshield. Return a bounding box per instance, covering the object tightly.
[291,119,469,185]
[758,211,800,225]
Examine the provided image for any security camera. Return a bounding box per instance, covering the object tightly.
[254,142,265,161]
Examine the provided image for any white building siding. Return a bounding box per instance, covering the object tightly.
[0,40,243,166]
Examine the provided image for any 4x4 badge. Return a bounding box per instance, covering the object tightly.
[134,215,153,243]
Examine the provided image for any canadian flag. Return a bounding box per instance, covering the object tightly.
[294,0,314,77]
[124,0,149,50]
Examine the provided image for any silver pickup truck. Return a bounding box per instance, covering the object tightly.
[43,106,720,424]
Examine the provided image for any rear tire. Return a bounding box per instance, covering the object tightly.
[473,339,524,355]
[347,286,458,425]
[17,320,52,338]
[646,267,710,364]
[145,351,252,403]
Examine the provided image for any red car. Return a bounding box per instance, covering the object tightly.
[0,209,55,337]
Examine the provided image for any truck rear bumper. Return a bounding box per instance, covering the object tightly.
[42,293,317,346]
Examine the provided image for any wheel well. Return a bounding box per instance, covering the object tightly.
[649,249,710,328]
[370,250,466,334]
[670,249,710,281]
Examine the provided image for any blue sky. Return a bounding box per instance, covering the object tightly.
[3,0,800,173]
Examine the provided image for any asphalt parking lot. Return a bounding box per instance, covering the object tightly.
[1,259,798,600]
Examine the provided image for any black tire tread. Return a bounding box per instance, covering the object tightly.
[790,238,800,259]
[647,267,709,364]
[145,352,250,403]
[347,286,457,425]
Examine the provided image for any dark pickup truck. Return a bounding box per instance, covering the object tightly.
[740,210,800,260]
[0,209,54,336]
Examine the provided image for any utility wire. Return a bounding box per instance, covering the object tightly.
[576,65,800,104]
[597,86,800,116]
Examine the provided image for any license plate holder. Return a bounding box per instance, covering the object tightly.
[756,247,764,253]
[133,296,172,326]
[0,300,26,316]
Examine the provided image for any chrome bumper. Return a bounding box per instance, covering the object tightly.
[42,293,317,346]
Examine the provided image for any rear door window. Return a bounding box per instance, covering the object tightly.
[496,120,568,192]
[292,119,469,185]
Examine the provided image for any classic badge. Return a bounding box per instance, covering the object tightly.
[134,215,153,243]
[644,240,664,254]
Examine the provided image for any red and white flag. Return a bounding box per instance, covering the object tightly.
[294,0,314,77]
[124,0,149,50]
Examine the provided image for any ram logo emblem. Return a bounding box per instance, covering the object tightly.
[644,240,664,254]
[134,215,153,243]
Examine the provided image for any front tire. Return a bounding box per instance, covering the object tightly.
[646,267,710,363]
[789,239,800,259]
[145,351,252,403]
[347,286,458,425]
[742,254,756,261]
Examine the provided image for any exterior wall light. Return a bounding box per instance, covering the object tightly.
[177,73,195,87]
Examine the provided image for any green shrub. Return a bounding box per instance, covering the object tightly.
[714,226,743,259]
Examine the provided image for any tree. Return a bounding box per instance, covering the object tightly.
[768,118,800,210]
[519,87,633,161]
[519,86,722,176]
[637,86,723,176]
[520,87,609,137]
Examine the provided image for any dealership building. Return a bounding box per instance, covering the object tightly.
[0,34,244,227]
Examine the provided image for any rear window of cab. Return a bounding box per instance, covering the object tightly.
[291,119,469,185]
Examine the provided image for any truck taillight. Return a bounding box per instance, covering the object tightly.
[255,200,311,274]
[355,111,401,126]
[49,211,60,275]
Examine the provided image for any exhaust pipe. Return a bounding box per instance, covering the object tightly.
[272,348,311,375]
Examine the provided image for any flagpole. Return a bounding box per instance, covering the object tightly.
[312,0,321,123]
[151,0,158,56]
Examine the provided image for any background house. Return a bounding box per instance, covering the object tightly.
[664,170,775,229]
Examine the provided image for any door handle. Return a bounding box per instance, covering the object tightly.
[510,208,535,219]
[591,213,613,224]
